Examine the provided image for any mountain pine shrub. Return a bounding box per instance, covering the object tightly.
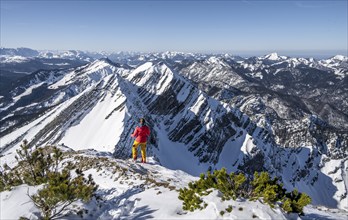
[0,168,22,191]
[1,140,98,219]
[178,168,311,214]
[15,140,63,185]
[29,168,97,220]
[251,172,286,207]
[283,189,312,214]
[178,186,206,211]
[0,140,65,190]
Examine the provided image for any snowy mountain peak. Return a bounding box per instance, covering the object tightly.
[208,56,221,63]
[320,55,348,68]
[262,52,289,61]
[331,55,348,61]
[263,52,279,60]
[86,58,116,70]
[206,56,229,67]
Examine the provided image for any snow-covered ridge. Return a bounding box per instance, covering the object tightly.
[330,55,348,61]
[0,55,31,63]
[320,55,348,66]
[0,53,347,213]
[260,52,288,61]
[1,47,347,80]
[2,147,347,220]
[2,47,346,63]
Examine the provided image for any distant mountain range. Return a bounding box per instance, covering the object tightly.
[0,47,347,211]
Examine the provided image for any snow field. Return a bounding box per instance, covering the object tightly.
[59,90,127,152]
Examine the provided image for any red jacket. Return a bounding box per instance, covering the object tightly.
[131,125,150,143]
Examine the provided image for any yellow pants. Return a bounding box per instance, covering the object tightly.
[132,141,146,162]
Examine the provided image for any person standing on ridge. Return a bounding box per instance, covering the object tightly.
[131,118,150,163]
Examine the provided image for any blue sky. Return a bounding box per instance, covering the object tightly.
[0,0,347,57]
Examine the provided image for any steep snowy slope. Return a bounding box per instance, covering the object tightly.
[0,59,130,151]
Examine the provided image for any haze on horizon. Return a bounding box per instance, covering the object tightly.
[0,0,347,58]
